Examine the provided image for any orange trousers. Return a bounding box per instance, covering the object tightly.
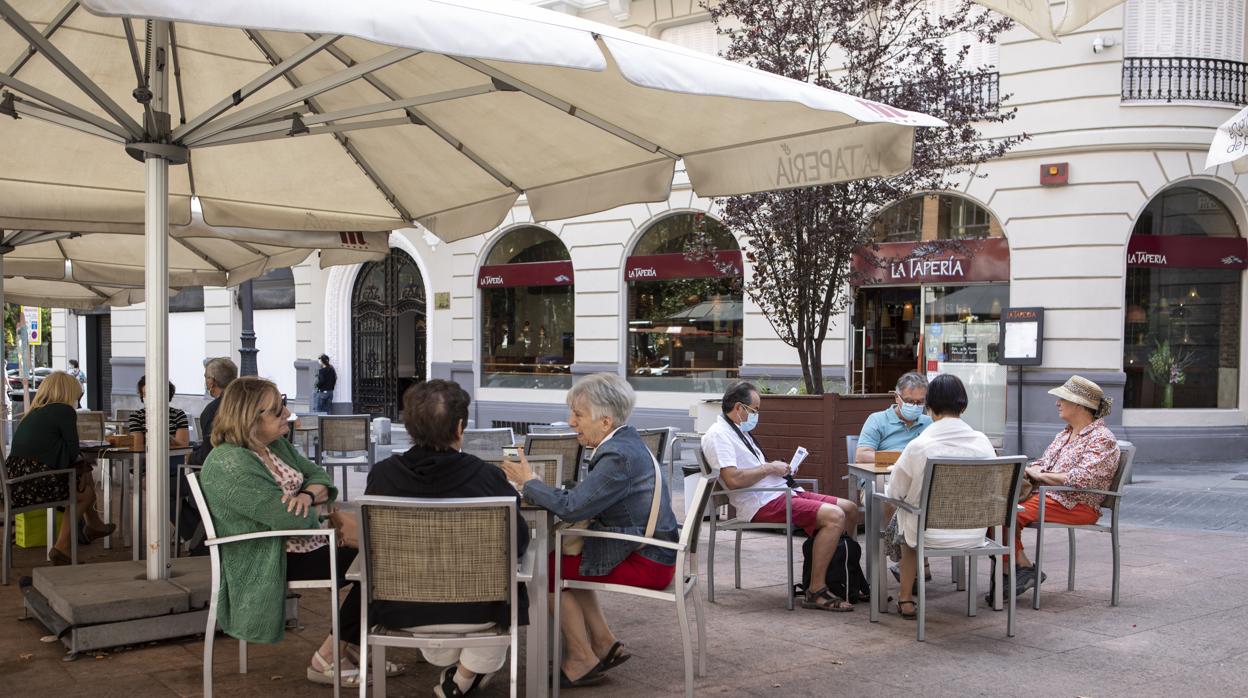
[1003,493,1099,563]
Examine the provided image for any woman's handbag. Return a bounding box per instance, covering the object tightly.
[559,449,664,556]
[327,510,359,548]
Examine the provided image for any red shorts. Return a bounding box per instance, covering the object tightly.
[751,491,840,537]
[550,551,675,593]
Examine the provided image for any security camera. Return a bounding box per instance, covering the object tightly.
[1092,35,1117,54]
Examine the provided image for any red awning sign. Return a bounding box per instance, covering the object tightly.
[852,238,1010,285]
[1126,235,1247,270]
[625,251,743,282]
[477,260,574,288]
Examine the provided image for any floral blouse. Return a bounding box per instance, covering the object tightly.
[1033,419,1120,510]
[257,447,326,554]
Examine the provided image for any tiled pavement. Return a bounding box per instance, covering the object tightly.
[2,456,1247,696]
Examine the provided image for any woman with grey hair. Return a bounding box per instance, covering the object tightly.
[501,373,678,688]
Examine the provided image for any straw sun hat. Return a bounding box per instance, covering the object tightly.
[1048,375,1113,419]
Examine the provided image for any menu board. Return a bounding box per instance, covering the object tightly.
[998,307,1043,366]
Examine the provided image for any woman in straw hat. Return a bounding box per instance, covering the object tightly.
[1007,375,1120,597]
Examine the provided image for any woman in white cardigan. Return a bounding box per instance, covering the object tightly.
[883,374,995,619]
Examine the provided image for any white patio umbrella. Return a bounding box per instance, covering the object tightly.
[970,0,1125,42]
[1206,104,1248,175]
[0,0,943,580]
[3,214,390,288]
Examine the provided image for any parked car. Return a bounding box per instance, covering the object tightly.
[7,367,52,402]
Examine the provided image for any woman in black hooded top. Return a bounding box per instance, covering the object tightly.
[364,379,528,698]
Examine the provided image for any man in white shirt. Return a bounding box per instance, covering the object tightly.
[701,381,857,612]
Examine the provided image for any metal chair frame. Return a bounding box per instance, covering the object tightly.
[697,447,817,611]
[1031,440,1137,609]
[872,455,1028,641]
[355,495,522,698]
[1,459,77,585]
[316,415,376,502]
[555,473,715,698]
[185,472,341,698]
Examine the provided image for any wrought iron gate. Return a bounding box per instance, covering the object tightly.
[351,250,427,419]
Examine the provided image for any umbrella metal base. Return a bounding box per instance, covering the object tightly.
[22,557,298,659]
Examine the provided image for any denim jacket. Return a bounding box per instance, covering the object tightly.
[522,425,679,577]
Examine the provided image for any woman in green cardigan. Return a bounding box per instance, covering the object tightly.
[8,371,115,563]
[199,377,370,687]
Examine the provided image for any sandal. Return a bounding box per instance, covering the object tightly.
[344,644,407,677]
[307,649,366,687]
[897,599,918,620]
[801,586,854,612]
[594,641,631,674]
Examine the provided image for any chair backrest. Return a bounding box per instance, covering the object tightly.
[356,495,517,605]
[636,427,670,462]
[680,472,717,557]
[846,434,859,465]
[461,428,516,460]
[1105,440,1136,512]
[523,433,583,481]
[114,408,135,424]
[528,424,573,436]
[919,456,1027,531]
[481,454,563,489]
[319,415,371,454]
[76,411,105,441]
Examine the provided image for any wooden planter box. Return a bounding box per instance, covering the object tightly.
[752,392,894,498]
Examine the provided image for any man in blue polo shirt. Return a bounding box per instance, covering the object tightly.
[855,372,931,464]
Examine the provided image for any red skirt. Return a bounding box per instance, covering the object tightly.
[549,551,675,593]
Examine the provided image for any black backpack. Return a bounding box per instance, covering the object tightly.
[793,533,871,604]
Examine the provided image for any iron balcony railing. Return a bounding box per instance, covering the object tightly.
[868,72,1000,118]
[1122,57,1248,105]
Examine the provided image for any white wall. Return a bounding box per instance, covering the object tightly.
[256,307,297,396]
[168,311,207,395]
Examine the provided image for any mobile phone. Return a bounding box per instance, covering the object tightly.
[502,446,520,459]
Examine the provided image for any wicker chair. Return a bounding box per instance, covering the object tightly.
[113,408,135,425]
[355,495,523,698]
[75,411,106,441]
[481,454,564,490]
[523,433,582,482]
[555,472,715,698]
[1,456,78,585]
[872,455,1028,641]
[184,473,341,698]
[637,427,671,463]
[528,424,573,435]
[316,415,376,502]
[1030,440,1137,609]
[461,427,516,460]
[698,447,818,611]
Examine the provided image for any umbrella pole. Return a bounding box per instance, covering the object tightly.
[144,21,172,582]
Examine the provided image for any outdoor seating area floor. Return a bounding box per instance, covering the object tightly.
[2,522,1246,697]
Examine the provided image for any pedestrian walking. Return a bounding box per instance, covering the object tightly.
[313,354,337,413]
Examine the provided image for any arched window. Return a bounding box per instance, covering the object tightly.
[626,213,743,392]
[871,193,1000,243]
[1125,186,1245,409]
[479,226,574,389]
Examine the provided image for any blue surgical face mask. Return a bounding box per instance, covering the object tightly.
[898,402,924,422]
[740,410,759,432]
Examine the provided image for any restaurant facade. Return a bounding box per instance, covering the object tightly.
[52,0,1248,461]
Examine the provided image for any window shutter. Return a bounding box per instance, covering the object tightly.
[1126,0,1244,59]
[659,21,719,56]
[925,0,997,70]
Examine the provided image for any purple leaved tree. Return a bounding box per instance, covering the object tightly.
[704,0,1026,394]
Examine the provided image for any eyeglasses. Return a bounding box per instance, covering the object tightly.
[897,396,925,406]
[261,394,289,417]
[739,403,759,415]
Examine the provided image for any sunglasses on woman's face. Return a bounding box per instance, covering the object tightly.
[262,394,289,417]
